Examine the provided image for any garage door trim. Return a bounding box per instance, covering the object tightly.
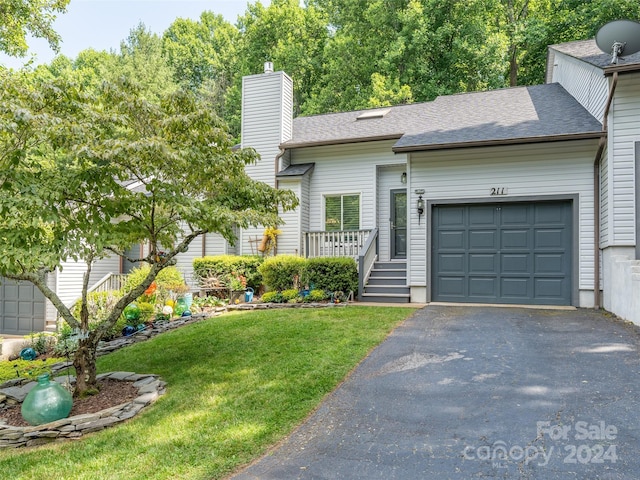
[425,194,579,305]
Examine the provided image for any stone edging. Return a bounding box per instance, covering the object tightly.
[0,372,165,449]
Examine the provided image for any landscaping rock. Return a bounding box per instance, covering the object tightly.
[0,372,165,449]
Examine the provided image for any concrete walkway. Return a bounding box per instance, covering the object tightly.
[229,305,640,479]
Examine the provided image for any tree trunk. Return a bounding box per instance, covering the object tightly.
[72,335,99,397]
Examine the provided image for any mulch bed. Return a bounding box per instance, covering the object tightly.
[0,379,139,428]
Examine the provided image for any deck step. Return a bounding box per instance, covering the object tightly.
[360,293,411,303]
[361,260,409,303]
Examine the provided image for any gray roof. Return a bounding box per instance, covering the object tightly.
[285,83,603,153]
[549,39,640,71]
[276,162,315,177]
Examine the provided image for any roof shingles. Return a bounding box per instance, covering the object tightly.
[285,83,603,152]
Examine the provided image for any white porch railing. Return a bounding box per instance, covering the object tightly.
[358,227,378,299]
[303,229,372,258]
[88,273,128,294]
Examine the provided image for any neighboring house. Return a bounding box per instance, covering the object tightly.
[1,37,639,335]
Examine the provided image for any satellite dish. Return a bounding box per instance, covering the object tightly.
[596,19,640,64]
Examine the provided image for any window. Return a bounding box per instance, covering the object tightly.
[325,194,360,231]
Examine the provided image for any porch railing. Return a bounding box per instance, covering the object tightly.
[358,227,378,300]
[87,273,128,294]
[303,229,372,258]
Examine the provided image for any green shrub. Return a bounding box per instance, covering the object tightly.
[193,255,263,290]
[260,291,283,303]
[258,255,306,291]
[137,302,155,322]
[67,290,128,341]
[304,257,358,294]
[123,265,186,293]
[305,289,328,302]
[281,289,301,302]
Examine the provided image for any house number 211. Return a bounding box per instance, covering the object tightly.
[490,187,508,196]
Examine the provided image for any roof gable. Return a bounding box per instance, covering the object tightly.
[549,39,640,72]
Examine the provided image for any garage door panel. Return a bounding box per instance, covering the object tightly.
[468,206,497,225]
[438,254,465,273]
[468,277,498,297]
[535,254,566,273]
[469,254,498,273]
[469,230,497,249]
[534,203,567,224]
[501,229,531,249]
[432,201,572,305]
[502,254,530,273]
[438,230,465,249]
[438,207,465,226]
[501,278,531,298]
[501,204,530,224]
[438,277,466,297]
[534,278,568,300]
[535,229,565,249]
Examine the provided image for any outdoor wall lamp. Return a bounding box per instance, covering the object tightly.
[400,172,407,184]
[417,194,425,225]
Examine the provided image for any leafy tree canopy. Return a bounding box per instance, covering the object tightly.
[0,69,297,394]
[0,0,69,56]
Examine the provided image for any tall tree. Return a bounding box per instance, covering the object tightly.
[0,70,297,396]
[0,0,69,57]
[306,0,506,113]
[235,0,328,117]
[162,11,238,91]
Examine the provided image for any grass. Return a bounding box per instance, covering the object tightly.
[0,357,66,383]
[0,306,415,479]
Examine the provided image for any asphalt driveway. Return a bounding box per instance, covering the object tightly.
[229,305,640,479]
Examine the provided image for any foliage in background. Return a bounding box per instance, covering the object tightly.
[193,255,264,291]
[0,0,69,57]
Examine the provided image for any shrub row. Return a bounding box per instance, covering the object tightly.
[258,255,357,294]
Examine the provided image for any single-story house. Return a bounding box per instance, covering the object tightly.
[1,37,639,334]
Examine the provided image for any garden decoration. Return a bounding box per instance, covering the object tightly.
[122,325,137,336]
[19,347,37,361]
[174,297,188,316]
[21,373,73,426]
[124,303,141,324]
[244,287,254,303]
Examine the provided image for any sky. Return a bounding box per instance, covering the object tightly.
[1,0,270,69]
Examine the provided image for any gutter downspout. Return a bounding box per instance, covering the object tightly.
[593,71,618,309]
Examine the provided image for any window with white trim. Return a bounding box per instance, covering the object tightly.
[324,194,360,231]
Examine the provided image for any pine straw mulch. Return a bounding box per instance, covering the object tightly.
[0,379,139,427]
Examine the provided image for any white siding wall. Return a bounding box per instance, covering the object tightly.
[409,141,599,305]
[377,165,407,261]
[240,71,293,255]
[290,141,406,234]
[56,260,89,307]
[600,146,609,247]
[550,51,609,122]
[608,72,640,246]
[277,179,302,255]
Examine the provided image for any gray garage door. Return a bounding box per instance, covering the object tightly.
[0,278,46,335]
[432,201,572,305]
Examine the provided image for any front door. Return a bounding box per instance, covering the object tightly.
[390,189,407,259]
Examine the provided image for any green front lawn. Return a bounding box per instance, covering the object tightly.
[0,306,415,479]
